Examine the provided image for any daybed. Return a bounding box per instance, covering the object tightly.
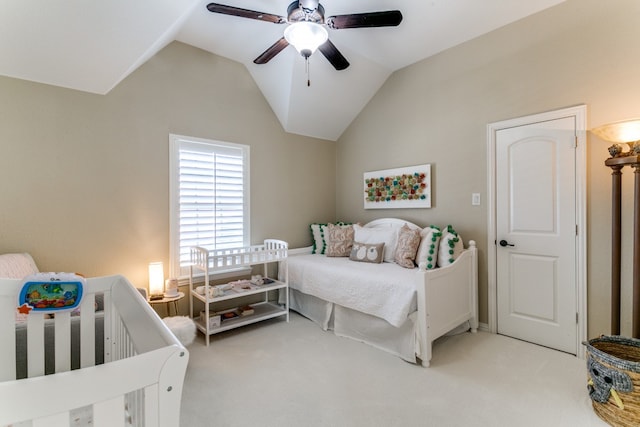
[285,218,478,367]
[0,253,189,427]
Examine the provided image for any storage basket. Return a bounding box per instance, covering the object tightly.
[584,336,640,426]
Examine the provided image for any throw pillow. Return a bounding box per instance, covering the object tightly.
[0,253,39,279]
[310,223,328,254]
[415,226,442,270]
[349,241,385,264]
[353,224,400,263]
[437,225,464,267]
[394,224,421,269]
[325,223,355,257]
[310,222,351,254]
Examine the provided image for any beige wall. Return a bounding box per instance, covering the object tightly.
[4,0,640,337]
[336,0,640,337]
[0,41,336,288]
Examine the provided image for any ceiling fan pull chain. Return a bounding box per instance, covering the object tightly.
[306,58,311,87]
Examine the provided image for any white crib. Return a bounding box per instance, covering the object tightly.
[0,275,189,427]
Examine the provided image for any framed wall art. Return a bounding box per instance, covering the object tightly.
[363,164,431,209]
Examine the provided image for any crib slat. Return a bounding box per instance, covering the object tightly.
[0,287,17,381]
[103,290,113,363]
[27,313,45,378]
[145,383,159,427]
[33,411,68,427]
[94,395,125,427]
[55,311,71,373]
[80,293,96,368]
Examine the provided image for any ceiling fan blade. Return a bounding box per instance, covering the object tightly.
[318,40,349,71]
[206,3,286,24]
[254,38,289,64]
[326,10,402,29]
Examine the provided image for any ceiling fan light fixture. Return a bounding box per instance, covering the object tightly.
[284,21,328,58]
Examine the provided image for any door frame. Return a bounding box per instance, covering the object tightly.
[486,105,587,358]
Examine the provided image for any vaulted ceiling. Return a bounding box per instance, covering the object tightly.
[0,0,565,141]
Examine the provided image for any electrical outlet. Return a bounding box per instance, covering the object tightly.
[472,193,481,206]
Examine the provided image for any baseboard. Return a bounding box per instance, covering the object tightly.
[478,322,490,333]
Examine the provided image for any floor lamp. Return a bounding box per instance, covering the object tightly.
[593,119,640,337]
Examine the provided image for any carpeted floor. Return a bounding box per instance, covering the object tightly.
[180,312,607,427]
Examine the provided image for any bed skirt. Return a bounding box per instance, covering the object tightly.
[289,288,420,363]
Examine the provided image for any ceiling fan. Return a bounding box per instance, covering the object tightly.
[206,1,403,71]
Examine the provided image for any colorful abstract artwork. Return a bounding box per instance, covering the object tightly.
[364,164,431,209]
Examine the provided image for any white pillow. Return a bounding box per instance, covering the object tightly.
[0,253,39,323]
[0,253,39,278]
[309,223,328,254]
[437,225,464,267]
[415,226,442,270]
[353,224,399,263]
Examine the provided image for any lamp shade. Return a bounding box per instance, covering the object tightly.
[284,22,328,58]
[148,262,164,296]
[591,119,640,143]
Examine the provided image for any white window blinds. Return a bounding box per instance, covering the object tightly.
[169,135,250,279]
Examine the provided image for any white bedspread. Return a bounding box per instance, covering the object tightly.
[286,254,418,328]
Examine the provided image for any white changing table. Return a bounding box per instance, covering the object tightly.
[189,239,288,346]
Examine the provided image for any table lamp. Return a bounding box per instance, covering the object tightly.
[148,262,165,301]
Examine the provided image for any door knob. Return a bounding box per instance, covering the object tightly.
[499,240,514,247]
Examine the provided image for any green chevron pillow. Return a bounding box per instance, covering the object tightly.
[437,225,464,267]
[415,225,442,270]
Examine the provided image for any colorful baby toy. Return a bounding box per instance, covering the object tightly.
[17,272,85,314]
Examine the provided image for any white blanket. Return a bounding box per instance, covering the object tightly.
[287,254,418,328]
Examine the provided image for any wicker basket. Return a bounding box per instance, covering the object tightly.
[584,336,640,426]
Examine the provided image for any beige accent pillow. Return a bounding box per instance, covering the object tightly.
[415,226,442,270]
[349,241,385,263]
[394,224,421,269]
[325,223,355,257]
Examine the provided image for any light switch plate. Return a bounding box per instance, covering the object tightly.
[472,193,481,206]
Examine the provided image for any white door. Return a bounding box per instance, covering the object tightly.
[496,116,577,354]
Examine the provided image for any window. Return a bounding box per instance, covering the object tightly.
[169,134,250,279]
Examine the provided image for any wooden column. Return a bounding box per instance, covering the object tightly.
[611,164,623,335]
[634,164,640,337]
[606,155,640,337]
